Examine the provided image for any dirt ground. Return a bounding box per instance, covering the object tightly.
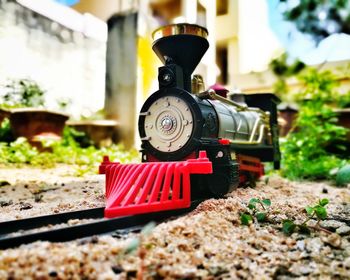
[0,165,349,279]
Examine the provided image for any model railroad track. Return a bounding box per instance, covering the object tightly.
[0,200,203,250]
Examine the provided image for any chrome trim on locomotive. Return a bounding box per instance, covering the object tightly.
[197,89,271,145]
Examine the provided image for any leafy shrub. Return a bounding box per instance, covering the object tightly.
[281,69,349,180]
[0,79,45,108]
[283,198,330,235]
[241,197,332,236]
[0,127,139,175]
[269,52,306,95]
[0,118,14,143]
[240,198,271,225]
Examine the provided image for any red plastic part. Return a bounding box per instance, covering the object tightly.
[237,154,264,183]
[99,156,111,174]
[100,151,213,218]
[146,151,197,162]
[218,138,230,145]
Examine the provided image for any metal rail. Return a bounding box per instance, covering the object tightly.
[0,201,203,250]
[0,207,104,235]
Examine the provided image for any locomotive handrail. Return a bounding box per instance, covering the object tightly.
[197,90,271,123]
[230,124,265,145]
[197,89,247,111]
[249,118,260,142]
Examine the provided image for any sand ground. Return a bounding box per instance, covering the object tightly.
[0,165,349,279]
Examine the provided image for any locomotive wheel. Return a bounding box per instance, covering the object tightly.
[240,171,257,188]
[207,172,232,197]
[207,161,240,197]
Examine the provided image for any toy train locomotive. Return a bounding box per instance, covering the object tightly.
[139,24,280,196]
[100,23,280,217]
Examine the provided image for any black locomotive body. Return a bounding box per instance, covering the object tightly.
[138,23,280,198]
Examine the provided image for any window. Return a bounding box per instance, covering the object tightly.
[216,44,228,85]
[216,0,228,16]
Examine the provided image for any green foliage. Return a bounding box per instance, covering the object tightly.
[256,212,267,222]
[261,199,271,206]
[269,53,306,95]
[241,197,331,236]
[319,198,329,207]
[281,68,349,180]
[306,199,329,220]
[0,127,139,175]
[0,79,45,108]
[0,118,14,143]
[282,220,296,235]
[240,198,271,225]
[240,213,253,225]
[279,0,350,43]
[282,198,329,235]
[336,164,350,186]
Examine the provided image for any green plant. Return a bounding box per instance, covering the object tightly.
[240,198,271,225]
[0,127,139,175]
[282,198,330,235]
[269,52,306,96]
[0,79,45,109]
[278,0,350,43]
[0,118,14,143]
[281,68,349,180]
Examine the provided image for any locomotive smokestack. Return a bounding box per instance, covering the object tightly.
[152,23,209,92]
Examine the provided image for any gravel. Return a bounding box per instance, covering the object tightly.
[0,165,105,222]
[0,167,350,279]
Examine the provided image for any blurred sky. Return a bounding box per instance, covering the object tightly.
[267,0,350,65]
[54,0,79,6]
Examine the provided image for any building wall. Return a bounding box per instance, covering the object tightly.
[72,0,137,21]
[0,0,106,118]
[214,0,283,90]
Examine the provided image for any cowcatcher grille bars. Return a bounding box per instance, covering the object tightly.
[99,151,213,218]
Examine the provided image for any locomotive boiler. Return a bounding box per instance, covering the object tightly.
[100,23,280,218]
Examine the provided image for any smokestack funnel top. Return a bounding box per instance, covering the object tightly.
[152,23,208,41]
[152,23,209,77]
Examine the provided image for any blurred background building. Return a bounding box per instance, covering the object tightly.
[0,0,349,146]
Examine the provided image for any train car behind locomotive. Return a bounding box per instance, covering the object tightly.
[100,23,280,218]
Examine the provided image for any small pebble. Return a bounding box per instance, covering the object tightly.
[90,236,99,244]
[49,271,58,277]
[320,220,345,231]
[19,202,33,210]
[111,265,123,274]
[297,265,312,275]
[322,233,342,248]
[0,180,10,187]
[0,200,13,207]
[344,257,350,268]
[336,225,350,236]
[296,240,305,251]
